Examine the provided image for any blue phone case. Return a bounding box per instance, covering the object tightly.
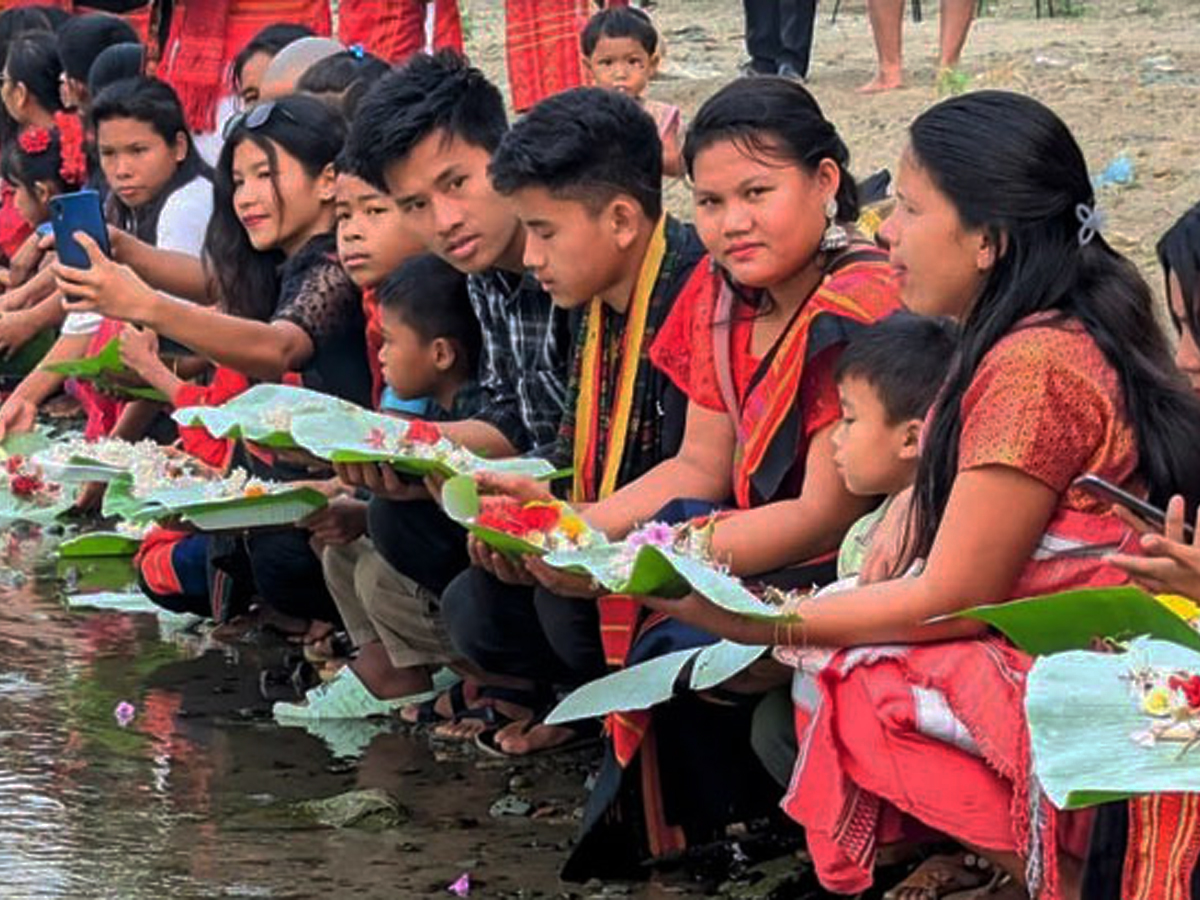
[50,190,111,270]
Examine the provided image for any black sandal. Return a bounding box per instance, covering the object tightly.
[474,706,601,759]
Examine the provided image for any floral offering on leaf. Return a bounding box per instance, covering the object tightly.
[1126,661,1200,755]
[474,497,595,551]
[38,437,215,484]
[0,455,61,508]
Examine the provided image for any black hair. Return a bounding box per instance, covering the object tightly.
[581,7,658,56]
[296,47,390,121]
[490,86,662,221]
[835,313,959,424]
[378,253,481,374]
[57,14,139,83]
[231,22,315,90]
[205,93,345,321]
[1158,201,1200,344]
[5,31,64,116]
[87,41,143,97]
[683,77,859,224]
[0,6,60,66]
[347,50,507,190]
[91,76,192,151]
[905,90,1200,565]
[1,123,76,201]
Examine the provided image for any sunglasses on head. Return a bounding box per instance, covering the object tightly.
[222,100,298,141]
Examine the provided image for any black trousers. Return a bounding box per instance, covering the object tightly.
[441,567,607,690]
[743,0,819,76]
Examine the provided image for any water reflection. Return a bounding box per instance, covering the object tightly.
[0,531,593,899]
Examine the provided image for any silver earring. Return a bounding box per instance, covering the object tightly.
[820,197,849,253]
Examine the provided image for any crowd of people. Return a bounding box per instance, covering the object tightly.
[1,2,1199,899]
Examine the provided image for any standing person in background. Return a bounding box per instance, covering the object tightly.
[859,0,975,93]
[741,0,818,81]
[506,0,590,112]
[338,0,464,62]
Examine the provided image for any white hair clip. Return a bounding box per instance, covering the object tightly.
[1076,202,1107,248]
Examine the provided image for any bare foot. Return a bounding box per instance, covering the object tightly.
[492,721,585,756]
[859,72,905,93]
[433,698,533,742]
[883,853,993,900]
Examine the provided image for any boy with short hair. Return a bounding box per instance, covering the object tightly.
[277,254,486,720]
[436,86,707,755]
[315,51,572,719]
[581,7,683,178]
[829,312,959,579]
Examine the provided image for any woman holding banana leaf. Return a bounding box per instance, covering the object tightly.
[634,92,1200,898]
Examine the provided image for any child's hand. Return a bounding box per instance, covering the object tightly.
[119,326,160,376]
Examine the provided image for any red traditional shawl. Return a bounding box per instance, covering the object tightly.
[339,0,464,61]
[361,285,384,409]
[1124,794,1200,900]
[505,0,590,112]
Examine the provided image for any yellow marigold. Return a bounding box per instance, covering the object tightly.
[1143,686,1173,718]
[559,512,587,542]
[243,484,267,498]
[1158,594,1200,623]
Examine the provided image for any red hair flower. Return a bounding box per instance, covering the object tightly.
[18,127,51,154]
[53,112,88,188]
[404,420,441,446]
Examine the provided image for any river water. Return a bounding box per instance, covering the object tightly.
[0,527,622,900]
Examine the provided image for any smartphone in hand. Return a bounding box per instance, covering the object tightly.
[49,190,111,271]
[1074,474,1195,541]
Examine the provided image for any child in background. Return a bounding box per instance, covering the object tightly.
[333,154,425,410]
[829,312,958,580]
[581,7,683,178]
[277,253,485,721]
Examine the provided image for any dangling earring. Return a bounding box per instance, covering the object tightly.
[819,197,849,253]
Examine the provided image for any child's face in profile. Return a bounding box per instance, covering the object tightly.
[586,35,657,100]
[832,376,920,497]
[510,185,633,310]
[378,305,443,401]
[336,172,422,288]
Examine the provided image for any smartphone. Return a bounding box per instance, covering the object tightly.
[1074,474,1195,540]
[49,190,111,271]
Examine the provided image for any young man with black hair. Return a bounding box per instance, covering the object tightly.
[435,86,707,755]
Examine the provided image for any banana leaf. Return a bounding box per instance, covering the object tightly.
[954,586,1200,656]
[173,383,362,449]
[41,337,167,401]
[64,590,164,614]
[101,472,326,530]
[1027,638,1200,809]
[290,409,561,480]
[0,430,51,460]
[0,328,55,376]
[440,474,598,557]
[33,454,130,484]
[545,640,769,726]
[56,556,138,593]
[0,487,71,526]
[57,532,142,558]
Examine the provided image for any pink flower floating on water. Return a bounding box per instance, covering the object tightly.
[114,701,136,728]
[447,873,470,897]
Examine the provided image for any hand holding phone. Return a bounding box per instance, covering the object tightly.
[1074,474,1195,541]
[49,190,112,273]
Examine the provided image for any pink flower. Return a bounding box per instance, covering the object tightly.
[114,701,136,728]
[447,873,470,897]
[627,522,675,550]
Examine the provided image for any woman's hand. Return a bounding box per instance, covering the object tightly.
[466,533,536,586]
[0,395,37,441]
[1110,495,1200,600]
[0,309,40,358]
[523,555,604,599]
[639,591,771,645]
[54,232,156,324]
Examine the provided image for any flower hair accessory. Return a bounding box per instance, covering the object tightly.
[1076,202,1107,248]
[18,127,51,155]
[53,111,88,188]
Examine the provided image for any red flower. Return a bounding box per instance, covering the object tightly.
[5,455,24,474]
[365,428,388,450]
[53,112,88,189]
[515,504,560,533]
[10,474,43,498]
[1170,674,1200,710]
[476,497,526,535]
[18,127,51,155]
[405,420,441,445]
